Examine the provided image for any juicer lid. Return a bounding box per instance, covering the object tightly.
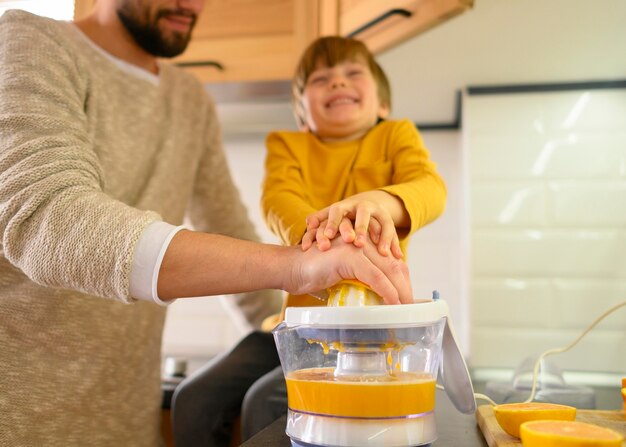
[284,300,449,326]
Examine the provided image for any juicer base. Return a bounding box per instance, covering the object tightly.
[286,410,437,447]
[291,442,432,447]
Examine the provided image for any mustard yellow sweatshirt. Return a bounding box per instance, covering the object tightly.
[262,119,447,310]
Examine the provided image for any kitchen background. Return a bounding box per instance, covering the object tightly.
[3,0,624,381]
[167,0,626,379]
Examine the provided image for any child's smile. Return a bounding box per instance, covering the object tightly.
[302,59,389,142]
[325,94,359,109]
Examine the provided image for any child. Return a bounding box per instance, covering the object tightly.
[172,36,446,446]
[261,35,447,317]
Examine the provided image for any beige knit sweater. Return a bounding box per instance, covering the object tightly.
[0,10,278,446]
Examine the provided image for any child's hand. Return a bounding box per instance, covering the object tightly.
[301,196,403,258]
[302,217,353,251]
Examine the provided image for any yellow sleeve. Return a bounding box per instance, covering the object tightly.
[261,132,316,246]
[379,120,447,237]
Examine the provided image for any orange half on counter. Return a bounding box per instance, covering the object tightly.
[493,402,576,438]
[520,420,624,447]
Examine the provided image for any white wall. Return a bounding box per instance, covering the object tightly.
[378,0,626,123]
[376,0,626,371]
[466,89,626,373]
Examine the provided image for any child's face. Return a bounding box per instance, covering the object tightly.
[301,58,389,142]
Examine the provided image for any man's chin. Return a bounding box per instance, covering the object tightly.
[153,36,191,58]
[156,28,192,56]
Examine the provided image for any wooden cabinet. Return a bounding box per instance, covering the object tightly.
[338,0,474,54]
[175,0,328,83]
[74,0,473,83]
[74,0,94,20]
[178,0,473,83]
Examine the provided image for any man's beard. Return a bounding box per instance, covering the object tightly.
[117,4,197,58]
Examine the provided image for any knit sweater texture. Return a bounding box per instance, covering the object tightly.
[0,10,277,446]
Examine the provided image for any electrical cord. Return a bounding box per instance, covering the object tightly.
[522,300,626,404]
[437,300,626,406]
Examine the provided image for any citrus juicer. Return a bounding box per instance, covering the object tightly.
[272,280,476,447]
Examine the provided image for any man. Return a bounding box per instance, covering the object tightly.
[0,1,412,445]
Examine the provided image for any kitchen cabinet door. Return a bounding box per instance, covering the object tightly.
[74,0,94,19]
[174,0,324,83]
[73,0,327,83]
[179,0,475,82]
[73,0,474,83]
[339,0,474,54]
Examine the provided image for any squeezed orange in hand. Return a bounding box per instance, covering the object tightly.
[285,368,435,418]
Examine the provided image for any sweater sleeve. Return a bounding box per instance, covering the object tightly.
[261,132,317,246]
[378,120,447,236]
[0,15,160,302]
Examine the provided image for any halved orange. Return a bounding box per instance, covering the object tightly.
[493,402,576,438]
[520,420,624,446]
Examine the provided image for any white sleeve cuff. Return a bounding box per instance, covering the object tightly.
[129,221,185,306]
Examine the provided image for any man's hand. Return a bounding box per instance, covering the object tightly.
[286,236,413,305]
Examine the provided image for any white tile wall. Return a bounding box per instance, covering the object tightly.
[472,229,623,277]
[472,328,625,371]
[467,89,626,373]
[550,182,626,225]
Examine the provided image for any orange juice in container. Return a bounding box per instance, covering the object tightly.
[273,282,475,447]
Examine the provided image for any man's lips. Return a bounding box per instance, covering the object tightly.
[162,15,192,31]
[159,11,196,32]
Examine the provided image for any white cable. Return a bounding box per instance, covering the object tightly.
[523,300,626,403]
[436,383,498,406]
[436,300,626,407]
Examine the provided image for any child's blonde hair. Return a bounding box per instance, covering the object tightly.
[292,36,391,128]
